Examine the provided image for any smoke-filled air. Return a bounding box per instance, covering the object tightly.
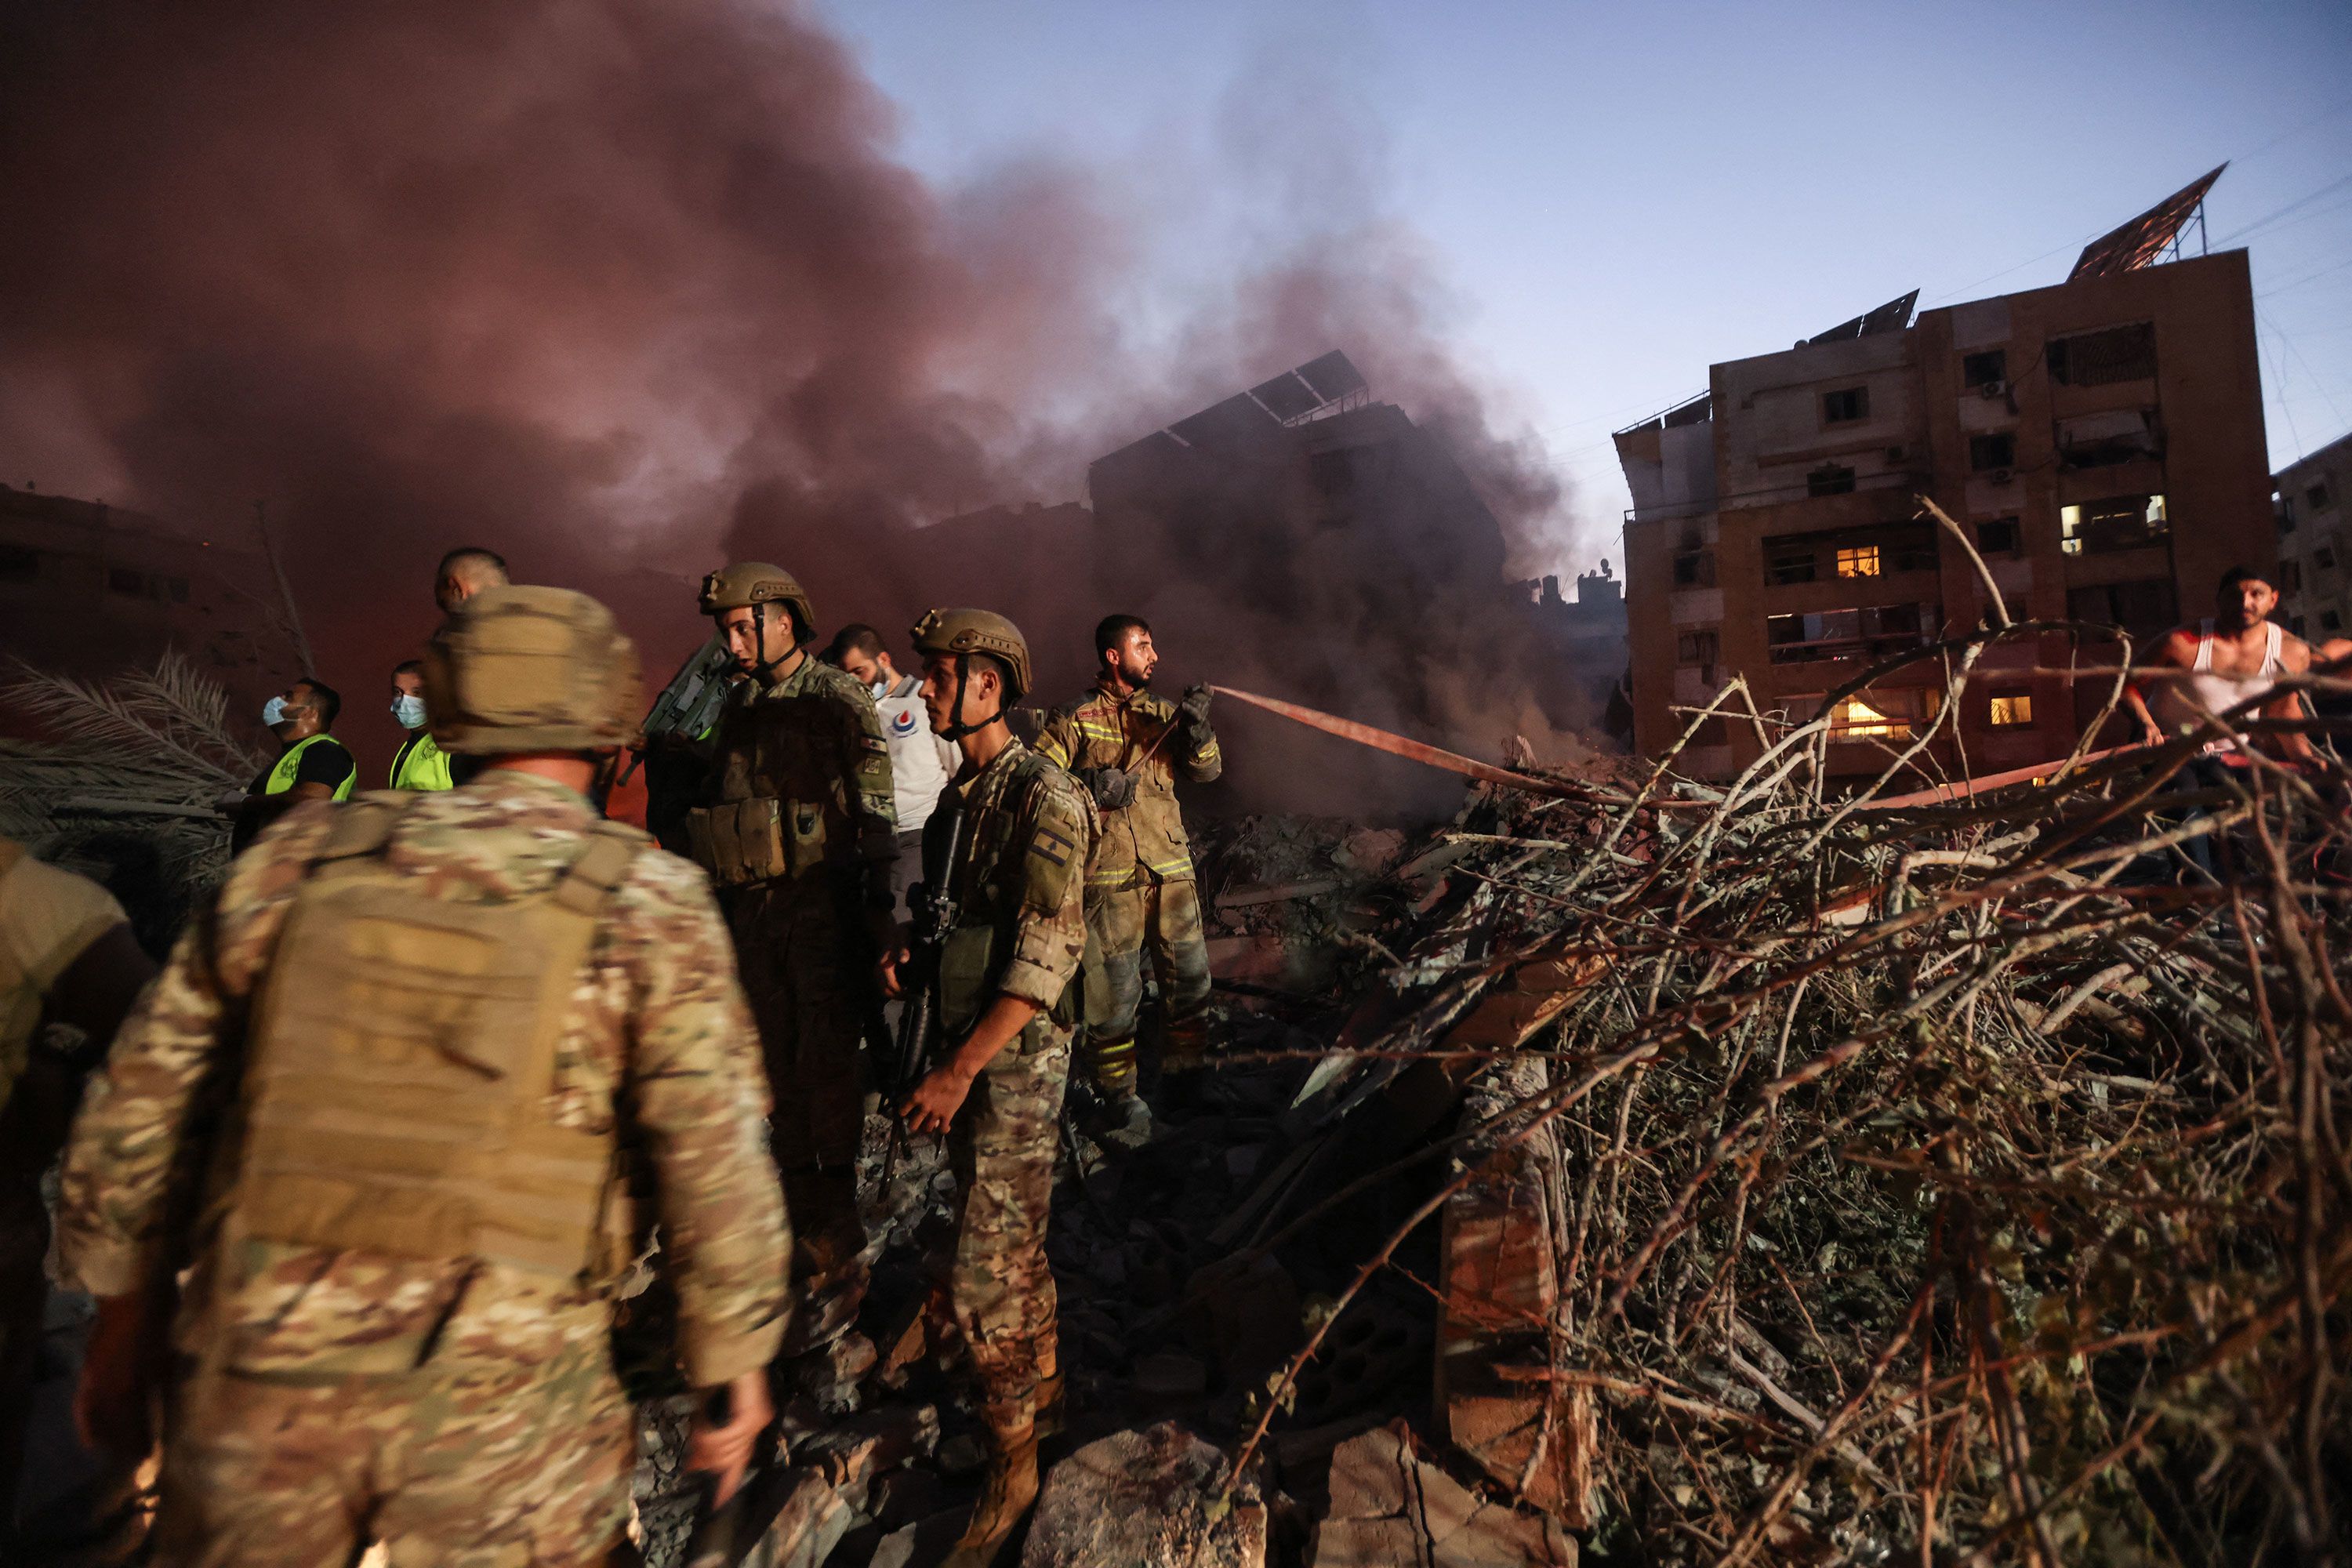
[0,0,1588,813]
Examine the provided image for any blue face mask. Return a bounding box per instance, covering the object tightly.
[262,696,289,727]
[390,694,426,729]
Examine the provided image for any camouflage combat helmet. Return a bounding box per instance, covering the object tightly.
[911,608,1033,702]
[699,561,815,640]
[425,586,643,754]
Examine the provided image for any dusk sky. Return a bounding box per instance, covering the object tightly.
[818,0,2352,579]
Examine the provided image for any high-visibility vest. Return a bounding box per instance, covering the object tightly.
[265,735,355,801]
[390,731,455,792]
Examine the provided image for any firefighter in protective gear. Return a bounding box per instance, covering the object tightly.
[692,562,897,1367]
[887,608,1090,1567]
[61,586,789,1566]
[1035,615,1220,1145]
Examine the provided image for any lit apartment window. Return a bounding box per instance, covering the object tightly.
[1977,517,2020,554]
[1962,350,2007,388]
[2308,481,2333,513]
[1988,692,2033,728]
[1822,387,1868,424]
[1823,688,1940,739]
[1808,465,1855,498]
[1676,628,1719,666]
[2060,493,2168,556]
[1836,545,1881,577]
[1969,434,2016,472]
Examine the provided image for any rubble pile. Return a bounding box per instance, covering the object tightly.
[659,711,2350,1564]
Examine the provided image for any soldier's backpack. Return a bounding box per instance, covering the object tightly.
[226,796,645,1282]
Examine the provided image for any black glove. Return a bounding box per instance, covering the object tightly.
[1178,684,1213,735]
[1082,766,1135,811]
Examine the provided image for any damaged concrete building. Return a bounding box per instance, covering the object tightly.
[0,482,284,720]
[1615,168,2274,779]
[2274,428,2352,641]
[912,352,1619,815]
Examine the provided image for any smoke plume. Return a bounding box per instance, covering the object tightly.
[0,0,1584,809]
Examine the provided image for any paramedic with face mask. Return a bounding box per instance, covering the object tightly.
[824,622,959,914]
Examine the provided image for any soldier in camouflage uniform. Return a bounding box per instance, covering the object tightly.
[887,608,1091,1567]
[690,563,898,1362]
[1036,613,1220,1142]
[60,586,789,1566]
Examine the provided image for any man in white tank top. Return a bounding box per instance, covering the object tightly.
[2126,565,2318,767]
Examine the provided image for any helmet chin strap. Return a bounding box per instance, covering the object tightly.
[934,653,1004,742]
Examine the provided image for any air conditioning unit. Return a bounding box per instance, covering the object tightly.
[1977,379,2009,399]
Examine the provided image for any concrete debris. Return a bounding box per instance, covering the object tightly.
[1311,1423,1575,1567]
[1022,1423,1268,1568]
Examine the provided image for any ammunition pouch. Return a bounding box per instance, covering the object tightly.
[688,796,831,887]
[938,924,996,1037]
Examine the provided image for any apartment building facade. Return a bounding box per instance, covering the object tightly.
[0,484,282,717]
[1617,249,2272,780]
[2274,430,2352,641]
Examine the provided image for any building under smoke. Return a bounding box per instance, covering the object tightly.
[0,484,284,724]
[928,352,1619,815]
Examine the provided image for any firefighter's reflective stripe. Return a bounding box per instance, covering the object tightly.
[267,735,356,801]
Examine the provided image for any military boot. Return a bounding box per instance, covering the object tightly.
[941,1403,1040,1567]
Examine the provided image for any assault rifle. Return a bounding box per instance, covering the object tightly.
[618,633,735,787]
[890,799,968,1102]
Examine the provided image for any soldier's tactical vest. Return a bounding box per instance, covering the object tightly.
[935,753,1087,1039]
[227,797,641,1280]
[690,667,869,887]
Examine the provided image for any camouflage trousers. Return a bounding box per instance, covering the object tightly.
[153,1336,633,1568]
[728,879,871,1350]
[1080,875,1212,1091]
[942,1018,1071,1421]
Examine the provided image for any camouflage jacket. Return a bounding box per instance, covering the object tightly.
[927,739,1093,1038]
[58,772,789,1387]
[1035,681,1219,889]
[710,653,898,905]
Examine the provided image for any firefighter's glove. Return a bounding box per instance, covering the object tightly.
[1178,684,1214,737]
[1082,766,1135,811]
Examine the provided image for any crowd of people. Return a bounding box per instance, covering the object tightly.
[8,546,1225,1566]
[1,546,2343,1565]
